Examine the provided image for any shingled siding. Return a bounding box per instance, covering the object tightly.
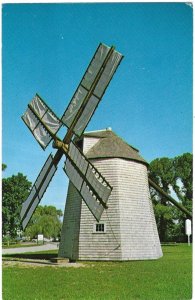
[78,158,122,260]
[83,136,100,154]
[58,183,82,260]
[117,159,162,260]
[147,184,163,257]
[78,157,162,261]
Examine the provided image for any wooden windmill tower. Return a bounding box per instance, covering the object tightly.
[20,43,192,261]
[59,129,163,261]
[58,129,192,261]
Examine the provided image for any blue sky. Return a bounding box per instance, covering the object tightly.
[2,3,192,211]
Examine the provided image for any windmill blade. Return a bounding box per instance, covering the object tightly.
[61,43,123,137]
[20,154,57,230]
[67,141,112,203]
[22,94,62,149]
[64,159,106,221]
[63,141,112,221]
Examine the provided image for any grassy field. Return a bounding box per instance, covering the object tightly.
[2,244,192,300]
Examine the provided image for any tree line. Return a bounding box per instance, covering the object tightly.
[2,164,62,240]
[2,152,192,242]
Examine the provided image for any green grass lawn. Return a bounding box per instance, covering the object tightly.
[2,244,192,300]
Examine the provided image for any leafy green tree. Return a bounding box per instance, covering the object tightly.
[149,157,175,241]
[2,173,31,238]
[149,153,192,242]
[25,205,63,240]
[2,164,7,171]
[172,153,192,241]
[173,153,192,209]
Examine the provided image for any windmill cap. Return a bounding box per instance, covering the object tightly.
[79,129,148,166]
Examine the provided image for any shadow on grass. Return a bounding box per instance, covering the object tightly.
[3,257,61,267]
[3,253,57,260]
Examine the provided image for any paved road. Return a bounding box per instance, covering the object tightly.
[2,243,59,255]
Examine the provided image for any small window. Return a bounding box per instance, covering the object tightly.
[96,223,104,232]
[93,223,106,233]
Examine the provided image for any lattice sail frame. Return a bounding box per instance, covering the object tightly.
[61,43,123,137]
[20,154,57,229]
[22,94,62,149]
[64,142,112,221]
[20,43,123,229]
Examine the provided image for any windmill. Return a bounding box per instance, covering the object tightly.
[20,43,123,231]
[20,43,192,261]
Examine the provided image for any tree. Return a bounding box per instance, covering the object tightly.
[2,164,7,171]
[149,157,175,241]
[173,153,192,209]
[172,153,192,241]
[25,205,63,240]
[2,173,31,238]
[149,153,192,242]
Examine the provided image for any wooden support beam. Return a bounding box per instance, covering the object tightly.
[148,177,192,219]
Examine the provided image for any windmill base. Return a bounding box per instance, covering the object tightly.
[50,257,69,264]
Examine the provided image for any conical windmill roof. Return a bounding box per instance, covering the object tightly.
[80,129,148,166]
